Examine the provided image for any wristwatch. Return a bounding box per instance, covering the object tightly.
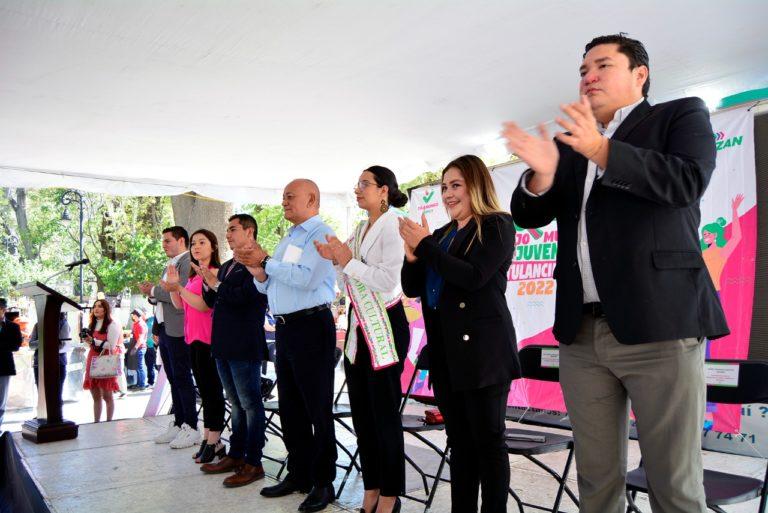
[260,255,271,269]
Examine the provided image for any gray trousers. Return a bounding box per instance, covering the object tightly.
[559,315,707,513]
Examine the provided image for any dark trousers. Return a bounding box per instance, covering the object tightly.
[216,358,265,466]
[190,341,225,432]
[275,308,337,487]
[344,302,409,496]
[432,373,511,513]
[158,324,198,428]
[144,347,157,386]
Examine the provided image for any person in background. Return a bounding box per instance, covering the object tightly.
[0,298,23,430]
[163,228,227,464]
[128,309,148,390]
[400,155,521,513]
[145,313,158,387]
[31,311,71,400]
[316,165,410,513]
[82,299,122,423]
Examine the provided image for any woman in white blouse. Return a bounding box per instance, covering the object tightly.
[316,166,409,513]
[82,299,122,422]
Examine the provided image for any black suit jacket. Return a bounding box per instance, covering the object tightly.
[401,213,521,392]
[0,320,23,376]
[511,97,729,345]
[202,259,269,361]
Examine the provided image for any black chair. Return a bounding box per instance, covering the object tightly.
[399,348,451,513]
[626,359,768,513]
[506,345,579,513]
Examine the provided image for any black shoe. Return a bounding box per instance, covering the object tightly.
[192,440,207,460]
[260,478,311,498]
[198,442,226,464]
[298,484,335,512]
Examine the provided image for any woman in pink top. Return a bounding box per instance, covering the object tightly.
[164,229,226,464]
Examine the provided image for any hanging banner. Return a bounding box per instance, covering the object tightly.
[402,106,757,443]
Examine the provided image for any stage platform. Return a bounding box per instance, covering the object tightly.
[9,414,765,512]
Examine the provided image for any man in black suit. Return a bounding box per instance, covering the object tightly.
[0,298,23,430]
[503,34,728,513]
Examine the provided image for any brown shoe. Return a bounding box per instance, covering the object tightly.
[223,464,265,488]
[200,456,244,474]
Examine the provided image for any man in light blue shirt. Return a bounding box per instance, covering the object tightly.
[238,179,338,512]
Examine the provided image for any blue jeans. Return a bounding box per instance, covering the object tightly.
[216,359,265,466]
[135,347,147,387]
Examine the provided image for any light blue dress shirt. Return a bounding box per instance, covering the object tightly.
[254,215,336,315]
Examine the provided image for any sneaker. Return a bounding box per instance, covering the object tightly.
[154,421,181,444]
[169,423,201,449]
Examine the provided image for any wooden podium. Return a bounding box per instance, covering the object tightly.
[16,282,81,443]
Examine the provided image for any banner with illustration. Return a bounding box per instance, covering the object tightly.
[402,106,757,445]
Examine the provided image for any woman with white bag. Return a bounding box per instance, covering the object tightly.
[82,299,122,422]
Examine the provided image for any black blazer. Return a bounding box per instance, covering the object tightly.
[0,320,23,376]
[511,97,729,345]
[202,259,269,361]
[401,213,521,392]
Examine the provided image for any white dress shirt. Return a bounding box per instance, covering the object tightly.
[523,97,644,303]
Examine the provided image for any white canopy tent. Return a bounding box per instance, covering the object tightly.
[1,0,767,205]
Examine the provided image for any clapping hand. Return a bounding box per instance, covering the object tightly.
[553,95,605,160]
[234,240,267,267]
[190,261,219,289]
[398,214,430,261]
[314,235,352,267]
[160,264,182,292]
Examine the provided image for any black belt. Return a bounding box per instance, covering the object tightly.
[274,304,330,325]
[582,302,605,317]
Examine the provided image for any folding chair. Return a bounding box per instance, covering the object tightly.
[626,359,768,513]
[262,347,362,482]
[506,345,579,513]
[400,348,451,513]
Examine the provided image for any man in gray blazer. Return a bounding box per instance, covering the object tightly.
[140,226,200,449]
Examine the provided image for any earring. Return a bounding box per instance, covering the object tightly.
[380,199,389,213]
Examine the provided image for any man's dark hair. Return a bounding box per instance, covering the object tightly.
[584,33,650,97]
[162,226,189,247]
[228,214,258,240]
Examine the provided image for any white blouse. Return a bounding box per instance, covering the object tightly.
[336,209,404,348]
[91,319,122,352]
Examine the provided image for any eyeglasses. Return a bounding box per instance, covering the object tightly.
[354,180,381,191]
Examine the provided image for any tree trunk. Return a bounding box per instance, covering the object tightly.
[171,192,233,260]
[3,188,37,261]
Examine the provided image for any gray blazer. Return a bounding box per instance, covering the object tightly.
[149,251,190,338]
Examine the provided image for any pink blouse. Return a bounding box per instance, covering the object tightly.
[182,274,213,345]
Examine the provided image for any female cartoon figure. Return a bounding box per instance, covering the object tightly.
[701,194,744,294]
[700,193,743,364]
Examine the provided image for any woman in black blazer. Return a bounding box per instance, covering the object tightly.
[399,155,521,513]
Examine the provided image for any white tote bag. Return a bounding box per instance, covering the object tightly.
[90,350,121,378]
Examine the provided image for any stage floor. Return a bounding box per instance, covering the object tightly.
[11,414,765,512]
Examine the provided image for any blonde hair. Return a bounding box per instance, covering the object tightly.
[442,155,505,243]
